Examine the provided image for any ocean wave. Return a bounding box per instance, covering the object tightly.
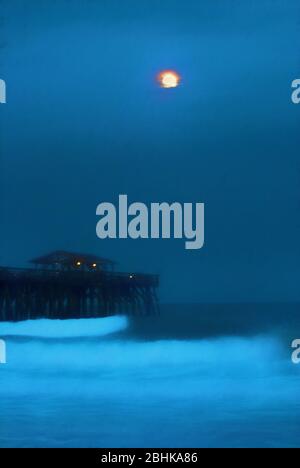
[0,316,128,339]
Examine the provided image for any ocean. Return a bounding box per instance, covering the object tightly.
[0,303,300,448]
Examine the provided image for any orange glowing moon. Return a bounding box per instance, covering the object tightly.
[158,70,181,88]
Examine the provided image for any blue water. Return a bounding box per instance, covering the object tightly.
[1,304,300,448]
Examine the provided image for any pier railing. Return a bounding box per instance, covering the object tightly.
[0,266,159,286]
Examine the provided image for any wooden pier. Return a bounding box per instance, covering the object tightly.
[0,251,159,322]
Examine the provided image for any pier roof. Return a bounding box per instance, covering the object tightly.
[30,250,116,267]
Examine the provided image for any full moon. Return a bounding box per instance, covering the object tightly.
[158,70,181,88]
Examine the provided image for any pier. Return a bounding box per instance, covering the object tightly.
[0,251,159,322]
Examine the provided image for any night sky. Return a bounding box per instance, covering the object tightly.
[0,0,299,302]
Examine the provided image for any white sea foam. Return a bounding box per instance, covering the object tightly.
[0,316,128,338]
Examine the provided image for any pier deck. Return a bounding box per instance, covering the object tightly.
[0,264,159,322]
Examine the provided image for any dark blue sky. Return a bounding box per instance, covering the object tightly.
[1,0,300,302]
